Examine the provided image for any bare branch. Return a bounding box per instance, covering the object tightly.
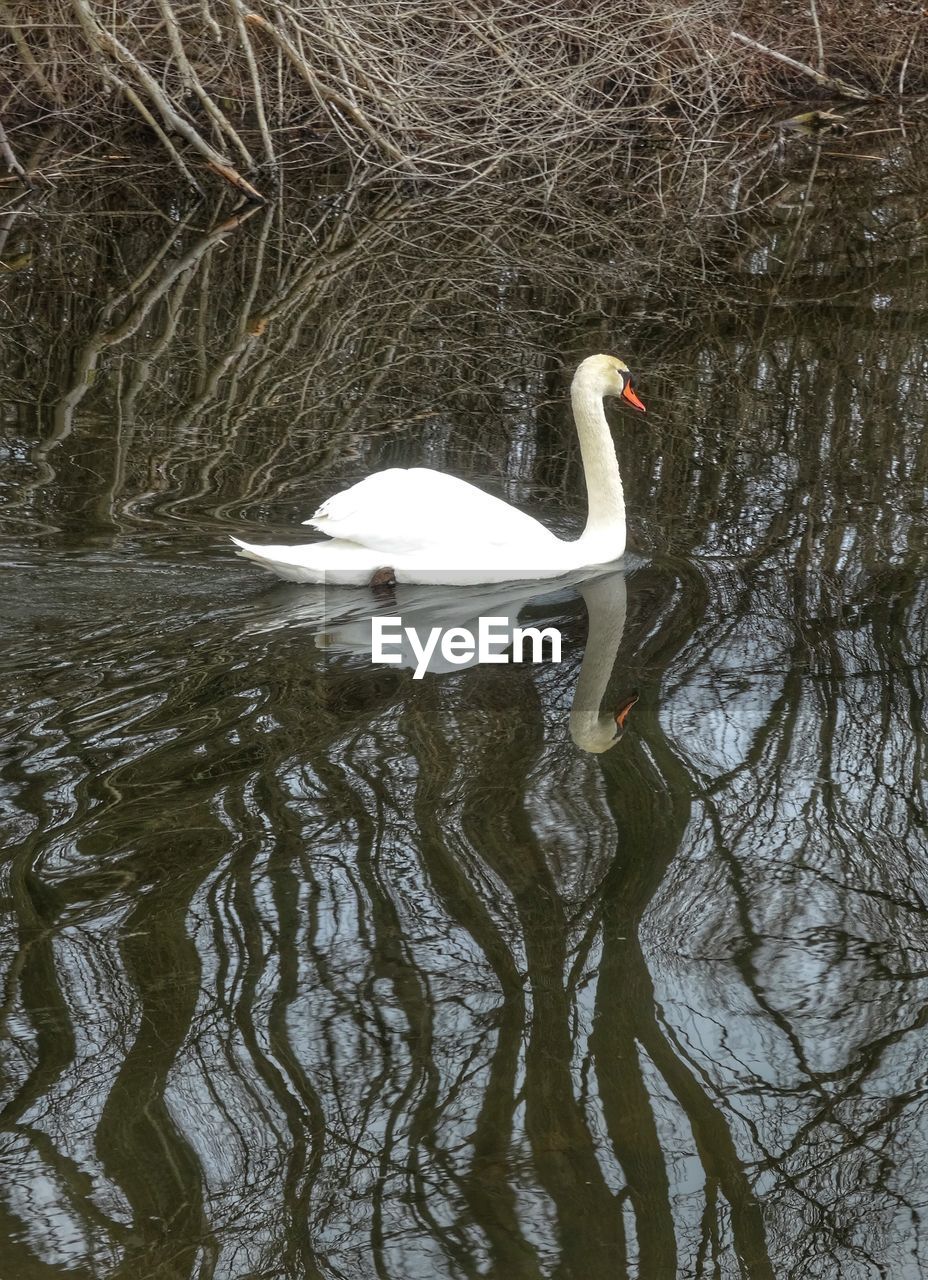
[0,116,29,183]
[730,29,874,101]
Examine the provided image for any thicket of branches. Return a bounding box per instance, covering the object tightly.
[1,1,926,199]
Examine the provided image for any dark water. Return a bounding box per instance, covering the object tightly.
[2,119,928,1278]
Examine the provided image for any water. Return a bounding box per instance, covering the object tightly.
[2,119,928,1278]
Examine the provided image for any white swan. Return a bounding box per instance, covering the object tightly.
[231,353,645,586]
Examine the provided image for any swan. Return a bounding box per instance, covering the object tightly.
[231,353,645,587]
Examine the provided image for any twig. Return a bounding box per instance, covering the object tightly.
[0,116,29,184]
[808,0,825,75]
[199,0,223,41]
[229,0,277,165]
[730,30,873,101]
[898,28,918,98]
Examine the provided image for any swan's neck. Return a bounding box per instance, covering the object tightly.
[571,382,625,545]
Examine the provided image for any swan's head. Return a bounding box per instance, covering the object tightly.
[570,690,639,754]
[575,354,646,412]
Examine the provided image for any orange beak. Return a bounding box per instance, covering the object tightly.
[621,381,646,413]
[614,691,639,730]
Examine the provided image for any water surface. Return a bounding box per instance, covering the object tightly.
[2,122,928,1278]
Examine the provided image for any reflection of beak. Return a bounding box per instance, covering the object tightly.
[614,690,639,730]
[621,382,646,413]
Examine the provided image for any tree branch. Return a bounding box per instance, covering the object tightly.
[730,30,873,101]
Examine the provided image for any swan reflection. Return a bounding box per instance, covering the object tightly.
[242,568,638,753]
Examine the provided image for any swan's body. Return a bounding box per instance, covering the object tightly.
[232,354,645,586]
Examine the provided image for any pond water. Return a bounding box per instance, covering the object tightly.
[2,118,928,1278]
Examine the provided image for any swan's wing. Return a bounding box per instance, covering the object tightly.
[304,467,559,556]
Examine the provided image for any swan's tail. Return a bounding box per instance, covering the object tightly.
[230,536,383,586]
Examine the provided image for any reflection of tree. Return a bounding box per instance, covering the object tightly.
[646,560,928,1276]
